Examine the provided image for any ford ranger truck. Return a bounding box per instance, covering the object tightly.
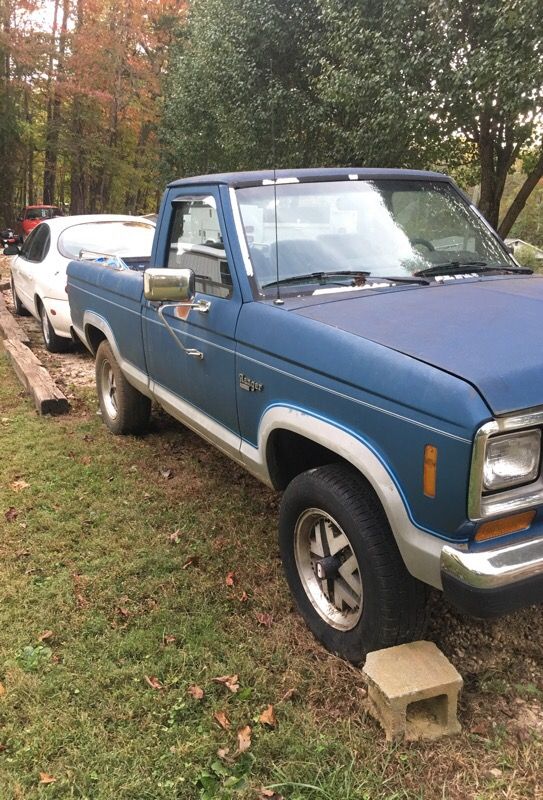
[66,168,543,664]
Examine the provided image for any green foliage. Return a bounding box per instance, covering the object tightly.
[513,243,543,271]
[161,0,542,234]
[161,0,324,177]
[14,644,53,673]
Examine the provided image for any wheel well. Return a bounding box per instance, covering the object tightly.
[266,429,349,490]
[85,324,107,355]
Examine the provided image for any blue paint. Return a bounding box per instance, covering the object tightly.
[66,168,543,564]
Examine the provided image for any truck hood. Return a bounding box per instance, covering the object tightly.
[292,276,543,416]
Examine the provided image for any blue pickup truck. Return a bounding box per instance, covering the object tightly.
[67,168,543,663]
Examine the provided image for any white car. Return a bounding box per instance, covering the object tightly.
[7,214,156,352]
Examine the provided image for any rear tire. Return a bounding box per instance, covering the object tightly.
[39,302,71,353]
[279,463,429,664]
[95,340,151,435]
[10,274,29,316]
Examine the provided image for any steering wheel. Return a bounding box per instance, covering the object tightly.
[410,237,435,252]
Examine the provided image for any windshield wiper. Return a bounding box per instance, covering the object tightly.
[262,270,370,288]
[378,275,430,285]
[414,261,532,278]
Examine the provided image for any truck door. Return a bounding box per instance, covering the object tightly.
[143,188,241,442]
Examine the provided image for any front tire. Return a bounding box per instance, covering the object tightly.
[39,302,70,353]
[279,464,429,664]
[95,340,151,435]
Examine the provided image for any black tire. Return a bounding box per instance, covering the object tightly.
[95,340,151,435]
[39,302,71,353]
[279,464,429,664]
[10,273,29,316]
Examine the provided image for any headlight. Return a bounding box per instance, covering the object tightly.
[483,430,541,492]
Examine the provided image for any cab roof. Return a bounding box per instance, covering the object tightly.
[167,167,450,189]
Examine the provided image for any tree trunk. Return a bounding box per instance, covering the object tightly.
[498,149,543,240]
[43,0,69,206]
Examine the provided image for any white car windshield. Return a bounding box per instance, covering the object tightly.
[235,179,516,292]
[58,220,155,260]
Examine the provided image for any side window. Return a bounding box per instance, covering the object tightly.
[166,196,233,299]
[20,227,39,259]
[22,224,50,263]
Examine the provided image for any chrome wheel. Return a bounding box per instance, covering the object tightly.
[294,508,363,631]
[100,360,118,420]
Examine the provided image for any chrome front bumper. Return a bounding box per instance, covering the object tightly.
[440,536,543,617]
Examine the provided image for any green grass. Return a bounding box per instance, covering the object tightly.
[0,355,541,799]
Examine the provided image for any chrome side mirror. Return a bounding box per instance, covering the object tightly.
[144,268,195,302]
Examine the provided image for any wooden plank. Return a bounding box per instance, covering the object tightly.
[0,293,30,345]
[3,338,69,415]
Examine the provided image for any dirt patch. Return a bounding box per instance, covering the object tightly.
[0,255,95,398]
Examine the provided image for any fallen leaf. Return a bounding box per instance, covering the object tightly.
[38,630,53,642]
[39,773,56,784]
[4,507,18,522]
[225,571,235,587]
[216,746,231,761]
[259,704,277,727]
[76,593,88,609]
[279,688,296,703]
[213,674,240,693]
[239,591,249,602]
[169,529,182,544]
[163,634,176,646]
[182,556,199,569]
[0,682,5,697]
[117,607,130,618]
[10,479,30,492]
[160,468,173,479]
[213,710,230,730]
[236,724,252,754]
[259,790,284,800]
[0,743,6,752]
[255,612,273,627]
[188,684,204,700]
[144,675,164,690]
[81,455,92,465]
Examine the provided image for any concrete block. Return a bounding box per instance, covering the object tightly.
[363,640,462,741]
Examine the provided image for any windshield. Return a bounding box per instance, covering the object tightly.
[58,220,155,260]
[235,179,514,293]
[26,207,62,220]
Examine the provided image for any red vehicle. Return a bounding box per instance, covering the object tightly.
[15,205,63,241]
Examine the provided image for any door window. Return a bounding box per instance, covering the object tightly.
[166,196,233,299]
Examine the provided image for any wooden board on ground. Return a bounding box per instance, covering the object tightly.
[0,293,30,346]
[3,339,69,415]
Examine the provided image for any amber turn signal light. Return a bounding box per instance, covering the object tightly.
[423,445,437,498]
[475,510,536,542]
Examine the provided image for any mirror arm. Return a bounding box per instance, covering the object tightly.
[157,301,211,360]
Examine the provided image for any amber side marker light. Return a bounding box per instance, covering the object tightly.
[423,445,437,498]
[475,510,536,542]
